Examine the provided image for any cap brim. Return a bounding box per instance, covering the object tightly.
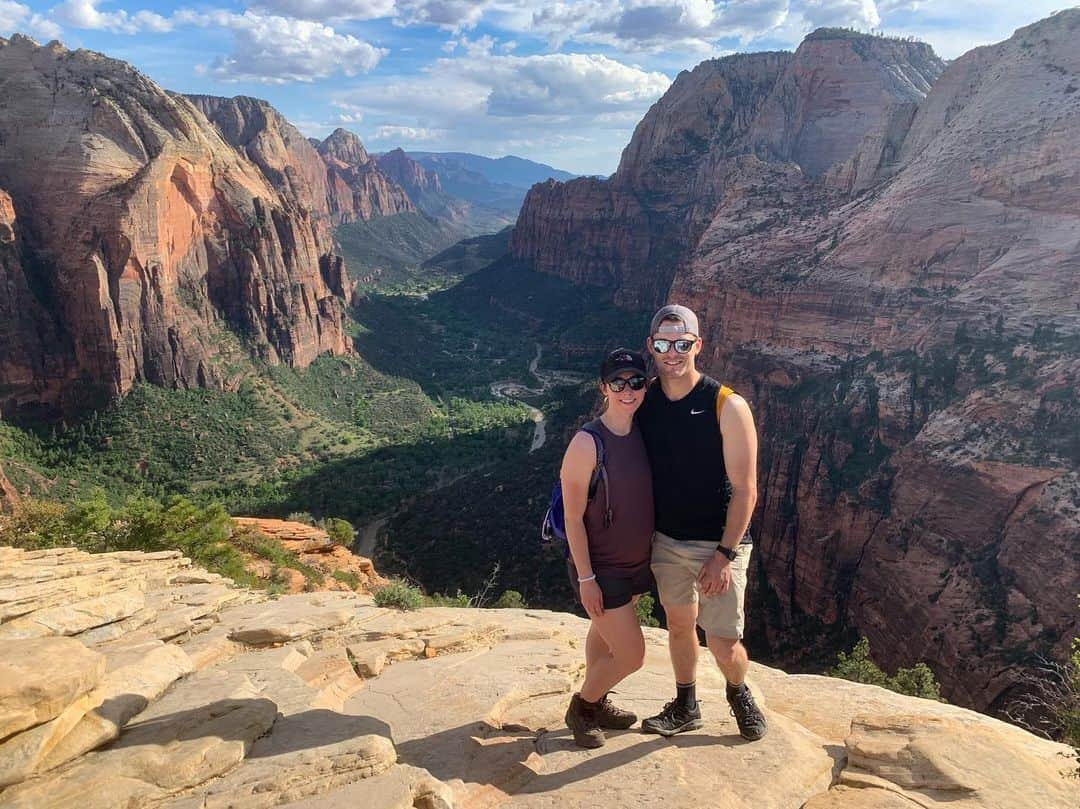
[603,366,645,382]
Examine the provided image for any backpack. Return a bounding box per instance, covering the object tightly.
[540,426,611,545]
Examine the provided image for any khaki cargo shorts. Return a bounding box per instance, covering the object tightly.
[650,530,752,639]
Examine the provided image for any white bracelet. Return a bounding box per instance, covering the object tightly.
[577,574,597,583]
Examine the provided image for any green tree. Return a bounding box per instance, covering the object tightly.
[830,637,942,700]
[325,517,356,546]
[493,590,527,609]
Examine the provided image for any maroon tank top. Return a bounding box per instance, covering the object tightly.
[581,417,654,576]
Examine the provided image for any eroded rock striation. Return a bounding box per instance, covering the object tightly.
[0,547,1074,808]
[511,16,1080,713]
[0,37,353,416]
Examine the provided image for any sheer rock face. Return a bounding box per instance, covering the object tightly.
[0,37,351,416]
[189,101,414,227]
[373,148,443,197]
[510,16,1080,713]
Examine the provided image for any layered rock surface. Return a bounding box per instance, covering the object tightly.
[231,517,384,594]
[0,547,1074,808]
[510,15,1080,713]
[0,36,351,416]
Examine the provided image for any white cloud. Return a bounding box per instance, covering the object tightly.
[195,12,386,83]
[52,0,170,33]
[800,0,880,29]
[46,3,385,84]
[250,0,396,21]
[371,124,440,140]
[0,0,62,39]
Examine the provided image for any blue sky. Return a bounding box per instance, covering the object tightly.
[1,1,1071,174]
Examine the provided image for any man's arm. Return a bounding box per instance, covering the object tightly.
[698,393,758,596]
[718,393,758,550]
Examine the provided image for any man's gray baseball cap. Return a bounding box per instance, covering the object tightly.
[649,304,700,337]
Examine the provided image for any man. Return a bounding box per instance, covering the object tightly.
[635,304,767,741]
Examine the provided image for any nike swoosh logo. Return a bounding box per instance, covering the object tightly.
[690,409,706,415]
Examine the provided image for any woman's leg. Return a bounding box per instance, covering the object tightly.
[579,603,647,702]
[585,622,610,679]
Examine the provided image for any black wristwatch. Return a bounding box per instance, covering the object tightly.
[715,544,738,561]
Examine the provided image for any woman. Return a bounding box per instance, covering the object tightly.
[561,347,654,748]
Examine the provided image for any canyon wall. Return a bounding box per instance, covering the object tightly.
[511,17,1080,713]
[0,37,355,415]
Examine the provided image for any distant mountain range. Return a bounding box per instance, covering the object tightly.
[401,152,577,219]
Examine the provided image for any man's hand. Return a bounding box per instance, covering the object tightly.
[579,579,605,618]
[697,553,732,598]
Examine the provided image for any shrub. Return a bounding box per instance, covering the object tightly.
[424,591,472,607]
[635,593,660,627]
[286,512,316,525]
[492,589,527,609]
[830,637,942,700]
[325,517,356,546]
[374,579,424,611]
[331,569,361,590]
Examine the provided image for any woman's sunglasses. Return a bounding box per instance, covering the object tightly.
[605,375,647,392]
[651,338,697,354]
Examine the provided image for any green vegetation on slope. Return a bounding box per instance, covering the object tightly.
[334,213,466,291]
[830,637,943,701]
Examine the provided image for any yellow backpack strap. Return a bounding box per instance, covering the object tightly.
[715,384,734,425]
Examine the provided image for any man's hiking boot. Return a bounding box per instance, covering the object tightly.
[727,684,767,741]
[565,694,605,748]
[640,699,704,736]
[595,693,637,730]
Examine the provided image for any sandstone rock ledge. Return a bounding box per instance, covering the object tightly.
[0,547,1075,809]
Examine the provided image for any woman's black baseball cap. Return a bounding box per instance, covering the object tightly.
[600,348,647,382]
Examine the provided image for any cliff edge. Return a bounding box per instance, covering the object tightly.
[0,547,1074,808]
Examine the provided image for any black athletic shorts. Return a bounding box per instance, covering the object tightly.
[567,559,653,611]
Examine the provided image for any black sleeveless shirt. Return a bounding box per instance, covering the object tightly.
[636,375,751,544]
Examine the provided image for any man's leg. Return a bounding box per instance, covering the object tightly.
[665,602,700,686]
[643,533,705,735]
[705,634,748,686]
[698,548,766,740]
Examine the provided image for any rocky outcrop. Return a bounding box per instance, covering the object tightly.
[0,36,351,417]
[187,103,414,229]
[374,147,443,197]
[0,547,1074,808]
[231,517,384,594]
[509,15,1080,714]
[313,129,415,224]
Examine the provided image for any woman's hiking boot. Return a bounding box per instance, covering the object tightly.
[595,693,637,729]
[565,693,605,748]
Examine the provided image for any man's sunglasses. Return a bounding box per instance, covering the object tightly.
[651,338,697,354]
[605,375,647,392]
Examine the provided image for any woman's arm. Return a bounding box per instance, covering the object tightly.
[560,431,604,616]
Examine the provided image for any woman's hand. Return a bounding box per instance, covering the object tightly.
[579,578,605,618]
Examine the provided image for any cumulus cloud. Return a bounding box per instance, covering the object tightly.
[800,0,881,29]
[0,0,63,39]
[52,0,170,33]
[45,3,385,83]
[194,12,386,83]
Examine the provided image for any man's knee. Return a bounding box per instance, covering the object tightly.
[708,636,741,666]
[664,603,698,636]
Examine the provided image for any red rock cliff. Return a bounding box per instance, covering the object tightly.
[373,148,442,198]
[511,18,1080,714]
[0,36,351,415]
